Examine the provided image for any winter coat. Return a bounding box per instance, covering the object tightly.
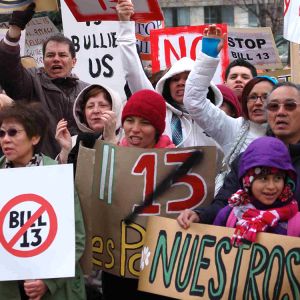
[183,52,267,158]
[117,21,224,150]
[194,141,300,224]
[0,39,89,158]
[0,155,86,300]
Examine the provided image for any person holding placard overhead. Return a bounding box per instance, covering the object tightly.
[0,102,86,300]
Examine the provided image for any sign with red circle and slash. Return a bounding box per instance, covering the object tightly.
[0,193,57,257]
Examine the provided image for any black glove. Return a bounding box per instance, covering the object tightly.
[9,2,36,30]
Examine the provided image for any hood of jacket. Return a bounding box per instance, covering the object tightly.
[73,83,123,133]
[155,57,222,109]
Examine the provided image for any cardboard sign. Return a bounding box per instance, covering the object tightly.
[75,141,217,278]
[0,0,58,13]
[228,27,282,70]
[284,0,300,43]
[135,20,164,66]
[150,25,229,83]
[25,16,59,67]
[0,27,26,55]
[61,0,126,100]
[0,165,75,281]
[139,216,300,299]
[64,0,163,22]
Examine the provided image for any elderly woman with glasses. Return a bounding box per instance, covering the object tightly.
[0,102,86,300]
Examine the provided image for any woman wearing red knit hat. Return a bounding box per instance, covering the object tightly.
[102,90,174,300]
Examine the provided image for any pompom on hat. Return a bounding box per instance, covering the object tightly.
[121,89,166,136]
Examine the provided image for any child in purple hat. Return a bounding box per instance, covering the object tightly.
[213,136,299,245]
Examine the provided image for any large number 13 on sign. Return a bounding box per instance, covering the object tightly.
[132,151,206,215]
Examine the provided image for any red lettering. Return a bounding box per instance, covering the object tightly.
[164,36,187,68]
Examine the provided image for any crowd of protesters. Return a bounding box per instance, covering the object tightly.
[1,0,300,299]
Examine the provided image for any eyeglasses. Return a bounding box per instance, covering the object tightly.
[266,101,300,112]
[0,128,24,138]
[247,94,268,103]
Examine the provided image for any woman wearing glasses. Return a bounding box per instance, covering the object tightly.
[0,102,86,300]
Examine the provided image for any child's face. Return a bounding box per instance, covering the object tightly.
[251,173,285,206]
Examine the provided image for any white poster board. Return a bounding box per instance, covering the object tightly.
[25,16,59,67]
[228,27,282,69]
[61,0,126,100]
[284,0,300,43]
[0,164,75,281]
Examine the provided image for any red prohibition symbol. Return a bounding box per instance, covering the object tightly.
[0,194,58,257]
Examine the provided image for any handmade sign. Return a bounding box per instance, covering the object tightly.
[61,0,126,100]
[0,0,58,13]
[135,20,164,67]
[25,16,59,67]
[0,165,75,281]
[75,141,217,278]
[64,0,163,22]
[139,216,300,299]
[150,24,229,83]
[228,27,282,70]
[284,0,300,43]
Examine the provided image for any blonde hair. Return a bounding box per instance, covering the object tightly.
[0,94,14,110]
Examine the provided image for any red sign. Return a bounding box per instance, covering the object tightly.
[0,194,57,257]
[64,0,164,22]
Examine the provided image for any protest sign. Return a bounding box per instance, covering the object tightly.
[150,24,229,83]
[0,0,58,13]
[64,0,163,22]
[139,216,300,299]
[0,164,75,281]
[284,0,300,44]
[0,27,25,55]
[25,16,59,67]
[228,27,282,70]
[75,141,217,277]
[61,0,126,100]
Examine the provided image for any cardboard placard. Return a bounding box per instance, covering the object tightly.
[75,141,217,278]
[139,216,300,299]
[61,0,126,100]
[150,24,229,83]
[228,27,282,70]
[25,16,59,67]
[0,0,58,13]
[0,165,75,281]
[64,0,163,22]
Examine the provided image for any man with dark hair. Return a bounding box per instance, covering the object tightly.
[178,81,300,228]
[0,4,89,158]
[224,58,257,101]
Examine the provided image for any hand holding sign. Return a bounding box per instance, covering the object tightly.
[202,24,227,57]
[9,2,36,30]
[116,0,134,21]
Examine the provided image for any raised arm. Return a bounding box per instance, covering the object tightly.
[116,0,154,93]
[183,25,241,156]
[0,4,36,99]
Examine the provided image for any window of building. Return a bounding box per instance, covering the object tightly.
[204,6,234,26]
[162,7,190,27]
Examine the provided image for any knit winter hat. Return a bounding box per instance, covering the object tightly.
[217,84,242,117]
[121,89,166,136]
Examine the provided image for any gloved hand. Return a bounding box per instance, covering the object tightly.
[9,2,36,30]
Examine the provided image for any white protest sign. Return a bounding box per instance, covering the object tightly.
[64,0,163,22]
[0,164,75,281]
[0,24,26,56]
[61,0,126,100]
[25,16,59,67]
[284,0,300,43]
[135,20,163,67]
[150,25,229,84]
[228,27,282,70]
